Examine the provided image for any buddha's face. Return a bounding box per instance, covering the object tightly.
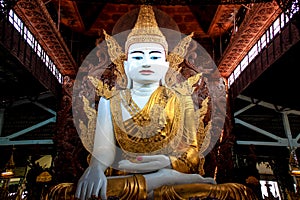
[124,43,169,86]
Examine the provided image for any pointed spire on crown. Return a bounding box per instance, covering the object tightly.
[125,5,168,54]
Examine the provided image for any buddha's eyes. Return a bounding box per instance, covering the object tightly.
[150,56,161,60]
[131,56,161,60]
[132,56,143,60]
[129,50,163,61]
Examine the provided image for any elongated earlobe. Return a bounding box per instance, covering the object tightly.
[160,77,165,86]
[161,61,169,86]
[127,79,133,89]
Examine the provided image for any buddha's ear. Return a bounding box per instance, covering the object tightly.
[160,61,169,86]
[162,61,169,74]
[123,61,132,89]
[123,60,129,74]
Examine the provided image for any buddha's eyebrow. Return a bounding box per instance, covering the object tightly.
[130,51,144,54]
[150,51,162,54]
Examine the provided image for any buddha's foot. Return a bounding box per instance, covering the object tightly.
[156,168,216,185]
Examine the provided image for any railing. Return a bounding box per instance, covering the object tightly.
[0,9,62,96]
[7,9,63,83]
[228,0,299,87]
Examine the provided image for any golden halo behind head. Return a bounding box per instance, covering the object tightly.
[124,5,168,54]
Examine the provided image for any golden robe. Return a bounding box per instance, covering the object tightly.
[107,86,200,175]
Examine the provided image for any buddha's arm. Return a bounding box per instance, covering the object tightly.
[169,95,200,174]
[92,97,116,168]
[75,98,115,200]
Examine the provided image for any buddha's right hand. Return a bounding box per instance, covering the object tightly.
[75,163,107,200]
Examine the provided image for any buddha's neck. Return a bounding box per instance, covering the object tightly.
[131,82,160,97]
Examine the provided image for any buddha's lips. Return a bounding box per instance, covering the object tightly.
[139,70,154,75]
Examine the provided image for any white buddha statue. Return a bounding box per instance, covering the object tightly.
[75,7,216,198]
[46,5,258,200]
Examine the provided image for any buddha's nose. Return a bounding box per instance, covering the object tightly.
[142,65,151,68]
